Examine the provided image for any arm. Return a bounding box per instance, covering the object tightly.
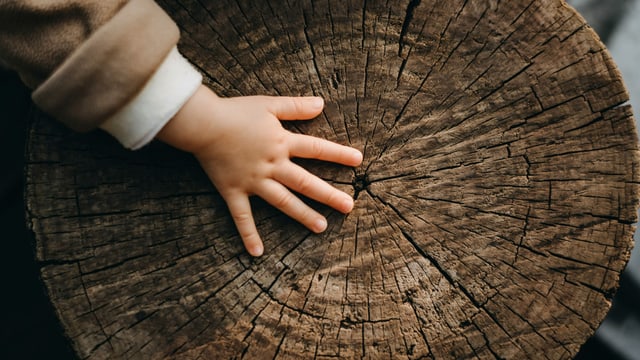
[0,0,363,257]
[157,85,363,256]
[0,0,179,132]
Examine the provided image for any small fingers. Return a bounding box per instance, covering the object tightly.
[224,193,264,257]
[269,96,324,120]
[274,162,354,214]
[257,180,328,234]
[289,133,363,167]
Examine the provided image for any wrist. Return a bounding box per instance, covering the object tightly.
[100,46,202,150]
[156,84,220,154]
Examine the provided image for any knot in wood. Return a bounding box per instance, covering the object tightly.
[352,172,370,199]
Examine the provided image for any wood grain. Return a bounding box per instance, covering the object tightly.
[26,0,639,358]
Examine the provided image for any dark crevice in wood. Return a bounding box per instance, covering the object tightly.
[470,320,506,360]
[72,209,137,219]
[399,0,422,57]
[400,288,433,356]
[191,267,247,310]
[252,277,328,323]
[79,275,114,357]
[351,172,370,200]
[401,227,536,356]
[400,230,456,289]
[38,258,86,268]
[79,253,148,276]
[302,11,323,88]
[547,251,619,273]
[513,206,532,265]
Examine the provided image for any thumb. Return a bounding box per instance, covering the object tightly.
[269,96,324,120]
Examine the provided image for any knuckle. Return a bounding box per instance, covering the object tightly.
[242,231,260,245]
[325,189,340,205]
[309,138,324,157]
[273,191,294,209]
[295,173,313,193]
[232,211,252,225]
[291,97,305,114]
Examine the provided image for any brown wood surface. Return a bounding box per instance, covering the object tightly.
[25,0,639,358]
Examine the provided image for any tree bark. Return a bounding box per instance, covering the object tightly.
[26,0,639,358]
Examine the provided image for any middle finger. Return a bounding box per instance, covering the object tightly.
[273,162,354,214]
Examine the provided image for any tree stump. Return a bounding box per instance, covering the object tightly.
[25,0,639,358]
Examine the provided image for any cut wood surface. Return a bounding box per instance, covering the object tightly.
[25,0,639,358]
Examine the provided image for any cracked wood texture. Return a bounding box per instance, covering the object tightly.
[25,0,639,359]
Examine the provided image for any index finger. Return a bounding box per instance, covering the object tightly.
[267,96,324,120]
[288,133,363,167]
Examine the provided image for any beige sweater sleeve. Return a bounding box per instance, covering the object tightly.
[0,0,180,132]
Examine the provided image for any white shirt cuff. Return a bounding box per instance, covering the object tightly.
[99,46,202,150]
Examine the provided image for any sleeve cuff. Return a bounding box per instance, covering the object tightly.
[32,0,180,132]
[99,47,202,150]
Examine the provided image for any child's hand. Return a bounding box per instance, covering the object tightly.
[157,85,363,256]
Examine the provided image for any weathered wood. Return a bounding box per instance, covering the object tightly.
[25,0,639,358]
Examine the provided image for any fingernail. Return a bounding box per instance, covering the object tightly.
[353,150,363,165]
[342,197,354,213]
[314,217,327,233]
[251,244,264,257]
[311,97,324,110]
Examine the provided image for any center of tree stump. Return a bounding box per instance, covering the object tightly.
[352,172,370,199]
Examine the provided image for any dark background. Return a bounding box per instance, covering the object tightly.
[0,71,76,358]
[1,1,638,358]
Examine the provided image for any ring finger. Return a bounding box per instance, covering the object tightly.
[256,179,328,234]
